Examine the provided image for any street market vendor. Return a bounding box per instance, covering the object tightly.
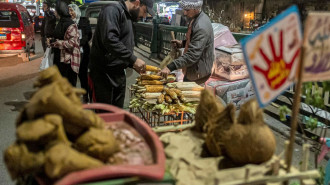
[159,0,214,84]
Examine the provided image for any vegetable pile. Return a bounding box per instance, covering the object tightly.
[129,65,203,115]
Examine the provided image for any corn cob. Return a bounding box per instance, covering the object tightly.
[142,93,162,99]
[146,65,161,72]
[171,88,182,97]
[181,91,201,98]
[165,88,178,100]
[158,94,165,104]
[141,74,163,80]
[179,94,186,102]
[174,99,180,104]
[166,74,176,82]
[139,80,164,85]
[165,95,172,103]
[145,85,164,92]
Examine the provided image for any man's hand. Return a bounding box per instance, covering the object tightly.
[158,67,171,78]
[171,40,182,49]
[133,58,146,74]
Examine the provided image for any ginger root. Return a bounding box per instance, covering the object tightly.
[45,143,103,179]
[75,128,119,162]
[4,143,45,180]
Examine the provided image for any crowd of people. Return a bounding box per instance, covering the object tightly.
[41,0,214,109]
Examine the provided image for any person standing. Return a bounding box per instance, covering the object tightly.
[50,0,80,86]
[41,1,56,52]
[159,0,214,84]
[68,4,92,102]
[89,0,155,108]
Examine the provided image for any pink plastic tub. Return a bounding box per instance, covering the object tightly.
[37,103,166,185]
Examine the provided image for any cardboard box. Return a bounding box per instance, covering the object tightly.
[205,78,255,109]
[213,45,249,81]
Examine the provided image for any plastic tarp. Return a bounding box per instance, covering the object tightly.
[212,23,237,48]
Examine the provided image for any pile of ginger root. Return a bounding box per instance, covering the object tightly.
[4,66,119,181]
[194,89,276,165]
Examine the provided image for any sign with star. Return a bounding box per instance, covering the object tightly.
[240,5,303,107]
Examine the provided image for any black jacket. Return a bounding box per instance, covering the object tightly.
[78,17,92,52]
[167,12,214,82]
[40,10,56,38]
[89,0,137,72]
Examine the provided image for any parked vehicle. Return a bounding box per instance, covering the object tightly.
[0,2,35,61]
[85,1,119,33]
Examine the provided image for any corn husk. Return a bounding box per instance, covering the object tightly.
[181,91,201,98]
[142,93,162,99]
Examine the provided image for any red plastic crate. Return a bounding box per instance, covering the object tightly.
[37,103,165,185]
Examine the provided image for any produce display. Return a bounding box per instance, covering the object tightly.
[4,67,153,182]
[195,89,276,164]
[129,65,203,115]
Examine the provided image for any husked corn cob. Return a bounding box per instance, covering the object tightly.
[181,91,201,98]
[146,65,161,72]
[139,80,164,85]
[158,94,165,104]
[171,82,204,91]
[165,95,172,103]
[145,85,164,92]
[142,93,162,99]
[171,88,182,96]
[141,74,163,80]
[165,88,178,100]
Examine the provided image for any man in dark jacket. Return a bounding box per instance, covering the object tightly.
[89,0,155,108]
[41,1,56,52]
[159,0,214,84]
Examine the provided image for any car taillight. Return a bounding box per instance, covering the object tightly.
[21,33,26,41]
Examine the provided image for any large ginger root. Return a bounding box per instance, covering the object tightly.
[205,104,236,156]
[34,66,85,105]
[194,89,224,132]
[75,128,119,161]
[34,66,63,88]
[205,99,276,165]
[45,143,103,179]
[17,82,105,134]
[16,114,70,147]
[4,143,45,180]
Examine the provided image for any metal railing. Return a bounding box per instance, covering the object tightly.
[134,22,250,59]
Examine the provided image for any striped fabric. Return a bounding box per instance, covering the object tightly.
[53,24,81,73]
[179,0,203,10]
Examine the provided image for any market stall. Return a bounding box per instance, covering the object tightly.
[129,65,202,128]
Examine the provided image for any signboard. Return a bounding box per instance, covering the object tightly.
[240,5,303,107]
[302,12,330,82]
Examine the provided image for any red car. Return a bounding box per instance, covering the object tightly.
[0,3,35,61]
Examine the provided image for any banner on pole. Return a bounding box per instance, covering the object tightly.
[240,5,303,107]
[302,12,330,82]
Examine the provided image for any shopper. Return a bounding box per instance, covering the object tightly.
[50,0,80,86]
[89,0,155,108]
[159,0,214,84]
[41,1,56,52]
[68,4,92,102]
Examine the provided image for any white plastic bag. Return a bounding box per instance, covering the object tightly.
[39,47,54,71]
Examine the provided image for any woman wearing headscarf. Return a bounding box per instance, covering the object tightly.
[68,4,92,102]
[50,0,80,86]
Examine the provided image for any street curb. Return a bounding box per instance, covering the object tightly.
[134,47,161,66]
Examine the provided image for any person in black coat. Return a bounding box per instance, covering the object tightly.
[69,4,92,102]
[50,0,77,86]
[41,1,56,52]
